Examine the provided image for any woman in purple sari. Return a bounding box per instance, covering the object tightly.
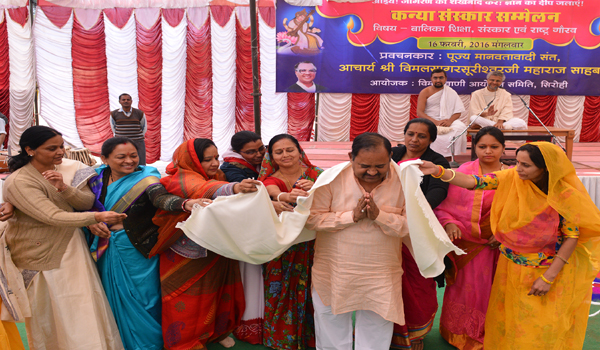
[434,127,506,349]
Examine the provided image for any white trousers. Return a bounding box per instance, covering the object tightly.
[312,288,393,350]
[470,115,527,130]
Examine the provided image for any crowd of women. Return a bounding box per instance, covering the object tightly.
[0,119,598,350]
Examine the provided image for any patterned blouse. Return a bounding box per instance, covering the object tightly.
[472,173,579,267]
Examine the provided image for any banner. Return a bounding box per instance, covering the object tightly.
[275,0,600,95]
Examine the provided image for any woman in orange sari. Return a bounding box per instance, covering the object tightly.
[148,138,260,350]
[420,142,600,349]
[434,127,505,349]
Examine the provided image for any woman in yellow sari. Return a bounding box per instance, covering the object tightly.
[419,142,600,349]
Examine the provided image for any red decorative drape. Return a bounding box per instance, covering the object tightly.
[211,6,234,27]
[235,19,255,132]
[350,94,380,140]
[72,12,112,155]
[287,93,315,141]
[259,6,276,27]
[0,16,9,144]
[8,7,28,27]
[184,14,212,140]
[104,8,133,29]
[136,13,162,163]
[163,8,184,27]
[41,6,72,28]
[409,94,419,119]
[580,96,600,142]
[528,95,557,127]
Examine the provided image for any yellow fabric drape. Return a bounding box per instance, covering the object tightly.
[485,142,600,350]
[0,301,24,350]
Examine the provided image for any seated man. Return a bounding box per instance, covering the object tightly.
[416,68,466,158]
[469,71,527,130]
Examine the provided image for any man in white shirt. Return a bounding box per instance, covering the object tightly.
[469,71,527,130]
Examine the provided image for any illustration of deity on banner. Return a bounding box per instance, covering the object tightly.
[277,8,324,56]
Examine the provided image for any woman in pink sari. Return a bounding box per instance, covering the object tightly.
[434,127,506,349]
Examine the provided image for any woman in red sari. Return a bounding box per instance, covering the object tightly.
[258,134,323,350]
[149,138,260,350]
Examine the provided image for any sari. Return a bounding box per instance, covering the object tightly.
[258,149,323,350]
[434,160,500,350]
[87,165,163,350]
[150,140,245,350]
[482,142,600,349]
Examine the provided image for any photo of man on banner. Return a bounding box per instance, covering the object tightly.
[288,61,327,93]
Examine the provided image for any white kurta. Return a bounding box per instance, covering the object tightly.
[306,165,409,325]
[425,86,467,157]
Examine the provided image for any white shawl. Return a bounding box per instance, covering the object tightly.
[176,160,464,277]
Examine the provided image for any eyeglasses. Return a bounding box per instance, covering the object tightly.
[240,145,266,156]
[296,69,317,74]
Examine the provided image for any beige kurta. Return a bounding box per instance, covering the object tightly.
[306,164,409,325]
[470,87,514,122]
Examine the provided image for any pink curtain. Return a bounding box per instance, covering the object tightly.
[0,16,9,144]
[235,18,256,132]
[287,93,315,141]
[409,94,419,120]
[581,96,600,142]
[528,95,557,127]
[184,12,212,140]
[136,11,162,163]
[350,94,380,140]
[72,11,112,155]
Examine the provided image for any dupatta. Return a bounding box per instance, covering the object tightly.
[87,165,161,261]
[491,142,600,278]
[149,140,228,257]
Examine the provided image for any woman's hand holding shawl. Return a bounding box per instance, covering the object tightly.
[234,179,261,194]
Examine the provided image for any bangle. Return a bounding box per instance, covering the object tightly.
[540,274,554,285]
[441,169,456,182]
[431,165,445,178]
[555,254,569,264]
[182,199,191,213]
[277,193,285,202]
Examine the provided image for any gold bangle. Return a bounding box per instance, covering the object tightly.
[540,274,554,285]
[441,169,456,182]
[431,165,445,179]
[555,254,569,264]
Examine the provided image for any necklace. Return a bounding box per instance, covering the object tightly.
[110,171,115,184]
[279,169,303,190]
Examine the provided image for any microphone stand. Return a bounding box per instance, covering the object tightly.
[513,93,567,153]
[447,93,496,167]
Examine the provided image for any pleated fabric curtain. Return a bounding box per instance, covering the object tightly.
[23,3,600,164]
[0,11,9,147]
[4,7,35,152]
[184,7,212,140]
[72,9,111,155]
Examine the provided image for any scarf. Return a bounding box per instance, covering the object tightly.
[149,140,228,257]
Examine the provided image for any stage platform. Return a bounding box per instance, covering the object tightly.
[300,141,600,207]
[300,141,600,175]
